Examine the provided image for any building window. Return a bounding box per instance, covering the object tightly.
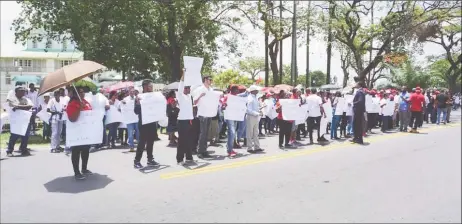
[5,73,11,85]
[14,59,32,67]
[61,60,72,67]
[32,41,38,49]
[62,39,68,51]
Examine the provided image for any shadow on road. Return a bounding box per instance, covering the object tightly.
[139,165,170,174]
[43,173,114,194]
[183,161,211,170]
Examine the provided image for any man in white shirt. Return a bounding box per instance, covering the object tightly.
[246,85,264,153]
[176,72,195,164]
[306,88,325,144]
[48,91,65,152]
[92,88,110,149]
[6,86,33,156]
[121,88,139,152]
[26,83,39,135]
[192,76,214,159]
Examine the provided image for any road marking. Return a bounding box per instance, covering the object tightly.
[160,123,460,179]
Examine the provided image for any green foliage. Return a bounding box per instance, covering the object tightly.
[389,61,434,89]
[236,57,265,81]
[12,0,245,82]
[268,65,326,87]
[212,69,253,90]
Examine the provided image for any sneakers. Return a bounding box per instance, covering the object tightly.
[75,173,86,180]
[129,148,136,152]
[254,148,264,153]
[6,152,13,157]
[409,129,419,133]
[147,160,159,166]
[228,151,238,157]
[21,150,31,156]
[82,169,93,175]
[247,149,255,154]
[134,162,144,169]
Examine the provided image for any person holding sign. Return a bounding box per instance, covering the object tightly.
[193,76,215,159]
[39,93,51,141]
[66,86,94,180]
[222,85,249,157]
[246,85,264,153]
[306,88,326,145]
[107,91,121,148]
[6,86,33,157]
[121,88,139,152]
[133,80,160,169]
[176,71,195,165]
[330,91,342,140]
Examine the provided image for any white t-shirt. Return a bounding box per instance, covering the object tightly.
[177,81,194,120]
[59,96,70,121]
[192,85,213,101]
[306,95,323,117]
[380,98,389,116]
[26,90,39,108]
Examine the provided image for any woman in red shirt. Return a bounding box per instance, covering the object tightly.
[66,86,93,180]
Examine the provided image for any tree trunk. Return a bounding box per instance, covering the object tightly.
[167,4,180,82]
[269,48,279,85]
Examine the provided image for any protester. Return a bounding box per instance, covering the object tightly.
[330,91,342,140]
[275,91,293,148]
[397,86,411,132]
[380,92,391,132]
[408,87,425,133]
[134,79,160,169]
[246,85,264,153]
[436,90,449,125]
[176,71,195,165]
[117,91,128,147]
[6,86,33,157]
[48,90,64,153]
[122,88,139,152]
[107,91,121,148]
[222,85,248,157]
[26,83,39,136]
[306,88,325,144]
[193,76,214,159]
[351,78,366,144]
[166,97,179,147]
[39,93,51,141]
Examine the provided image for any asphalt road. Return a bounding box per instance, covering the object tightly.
[1,112,461,223]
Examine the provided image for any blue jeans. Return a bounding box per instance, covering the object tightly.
[330,113,341,139]
[237,119,246,139]
[7,124,31,153]
[346,116,353,135]
[436,107,447,124]
[126,123,139,148]
[226,120,237,153]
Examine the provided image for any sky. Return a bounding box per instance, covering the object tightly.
[1,1,446,85]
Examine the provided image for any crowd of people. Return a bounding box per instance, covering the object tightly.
[3,73,460,180]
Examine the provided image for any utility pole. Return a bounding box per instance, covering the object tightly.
[368,2,375,88]
[326,1,333,84]
[290,0,297,86]
[264,0,270,87]
[279,0,283,85]
[306,0,311,87]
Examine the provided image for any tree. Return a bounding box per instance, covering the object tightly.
[269,65,326,87]
[315,0,460,84]
[417,8,462,92]
[236,57,265,81]
[212,69,254,90]
[12,0,245,82]
[389,60,433,89]
[427,56,461,91]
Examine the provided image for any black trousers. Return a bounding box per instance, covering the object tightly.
[353,112,364,143]
[410,111,422,130]
[191,118,200,151]
[177,120,194,162]
[277,119,291,146]
[71,145,90,175]
[340,113,348,136]
[307,116,321,141]
[296,123,306,139]
[134,123,156,162]
[367,113,378,131]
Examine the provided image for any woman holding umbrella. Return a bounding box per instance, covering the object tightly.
[66,86,94,180]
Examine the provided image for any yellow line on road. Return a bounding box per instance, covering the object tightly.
[160,123,460,179]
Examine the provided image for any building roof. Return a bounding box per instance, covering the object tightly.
[1,50,84,59]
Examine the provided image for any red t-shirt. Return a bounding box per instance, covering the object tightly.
[409,93,425,112]
[66,98,92,118]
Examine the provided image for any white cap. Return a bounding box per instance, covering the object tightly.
[248,85,261,92]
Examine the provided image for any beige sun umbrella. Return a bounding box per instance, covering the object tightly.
[38,60,106,96]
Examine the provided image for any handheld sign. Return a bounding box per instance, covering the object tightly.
[66,111,104,147]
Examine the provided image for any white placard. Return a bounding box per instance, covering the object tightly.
[36,109,51,125]
[197,91,221,117]
[365,95,373,113]
[280,99,305,121]
[9,110,32,136]
[334,98,345,115]
[224,95,248,121]
[184,56,204,87]
[105,105,123,124]
[66,111,104,147]
[139,92,167,125]
[120,100,139,124]
[371,97,381,113]
[344,95,354,116]
[320,115,329,135]
[383,100,395,116]
[295,104,309,125]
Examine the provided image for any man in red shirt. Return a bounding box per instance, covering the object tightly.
[409,87,425,133]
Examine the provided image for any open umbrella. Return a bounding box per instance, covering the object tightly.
[74,77,98,92]
[274,84,293,92]
[38,60,106,96]
[106,81,134,92]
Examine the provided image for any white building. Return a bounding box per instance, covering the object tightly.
[0,33,84,102]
